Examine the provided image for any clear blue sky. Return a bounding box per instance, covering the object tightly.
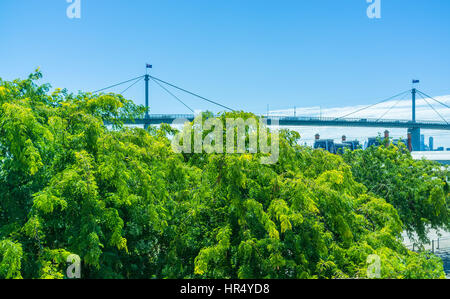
[1,0,450,115]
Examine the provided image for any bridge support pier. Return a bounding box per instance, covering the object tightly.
[407,88,422,151]
[144,74,150,130]
[408,127,421,151]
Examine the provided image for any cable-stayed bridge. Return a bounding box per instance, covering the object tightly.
[95,67,450,151]
[128,114,449,131]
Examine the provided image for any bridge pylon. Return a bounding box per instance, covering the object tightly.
[145,74,150,119]
[144,64,152,130]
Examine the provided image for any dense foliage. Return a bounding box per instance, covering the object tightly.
[343,143,449,243]
[0,71,447,279]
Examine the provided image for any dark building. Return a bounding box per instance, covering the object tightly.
[314,134,360,154]
[366,137,381,148]
[313,134,336,153]
[314,139,336,153]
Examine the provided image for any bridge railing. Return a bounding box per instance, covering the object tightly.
[263,115,447,124]
[146,114,195,119]
[143,114,448,125]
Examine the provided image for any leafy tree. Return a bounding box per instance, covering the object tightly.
[0,71,446,279]
[343,143,449,243]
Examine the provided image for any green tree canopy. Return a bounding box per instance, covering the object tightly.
[0,71,446,279]
[343,143,449,243]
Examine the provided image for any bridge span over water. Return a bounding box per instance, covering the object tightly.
[127,114,450,131]
[95,70,450,151]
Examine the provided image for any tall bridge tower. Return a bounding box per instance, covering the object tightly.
[144,64,152,129]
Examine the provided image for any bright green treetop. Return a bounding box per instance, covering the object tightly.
[0,72,446,279]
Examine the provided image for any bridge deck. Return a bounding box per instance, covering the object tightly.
[119,114,450,130]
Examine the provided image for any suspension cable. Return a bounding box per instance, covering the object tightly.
[416,90,450,109]
[120,76,144,95]
[417,92,448,124]
[151,78,195,113]
[149,75,235,111]
[376,91,410,122]
[334,90,411,120]
[92,75,145,94]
